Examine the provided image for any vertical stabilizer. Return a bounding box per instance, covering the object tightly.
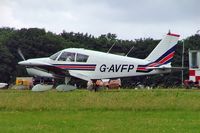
[145,33,180,65]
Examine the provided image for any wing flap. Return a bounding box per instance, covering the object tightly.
[19,60,70,77]
[69,71,91,81]
[31,65,70,77]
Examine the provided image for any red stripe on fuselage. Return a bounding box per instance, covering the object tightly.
[137,67,147,71]
[148,62,160,67]
[137,51,175,71]
[57,65,96,69]
[158,51,175,64]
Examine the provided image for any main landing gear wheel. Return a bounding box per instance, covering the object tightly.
[32,84,53,92]
[56,84,76,91]
[87,80,99,92]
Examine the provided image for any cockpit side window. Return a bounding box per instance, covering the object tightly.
[76,53,89,62]
[58,52,75,62]
[49,51,61,60]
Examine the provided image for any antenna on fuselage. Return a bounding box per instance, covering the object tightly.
[125,46,134,56]
[168,29,171,34]
[18,48,26,60]
[107,42,116,53]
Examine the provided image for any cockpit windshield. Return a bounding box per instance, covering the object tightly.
[50,50,89,62]
[49,51,61,60]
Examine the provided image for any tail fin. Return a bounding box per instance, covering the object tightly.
[145,33,180,65]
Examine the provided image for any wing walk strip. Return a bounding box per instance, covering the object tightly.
[53,64,97,71]
[137,46,176,73]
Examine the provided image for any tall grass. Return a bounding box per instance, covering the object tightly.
[0,89,200,111]
[1,89,200,133]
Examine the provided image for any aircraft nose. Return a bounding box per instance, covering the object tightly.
[18,60,29,65]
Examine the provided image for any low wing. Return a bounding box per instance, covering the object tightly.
[69,71,91,81]
[19,60,70,77]
[30,65,92,81]
[31,65,70,77]
[19,60,91,80]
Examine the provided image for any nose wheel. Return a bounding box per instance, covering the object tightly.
[87,80,100,91]
[56,77,76,91]
[65,77,71,85]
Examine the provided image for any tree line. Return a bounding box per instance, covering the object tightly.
[0,27,200,88]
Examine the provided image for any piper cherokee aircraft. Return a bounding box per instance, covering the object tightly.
[18,32,180,90]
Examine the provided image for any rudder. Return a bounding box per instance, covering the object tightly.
[145,33,180,65]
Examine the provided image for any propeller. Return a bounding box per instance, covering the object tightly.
[17,48,26,61]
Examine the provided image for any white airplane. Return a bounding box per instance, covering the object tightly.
[0,83,8,88]
[18,32,180,90]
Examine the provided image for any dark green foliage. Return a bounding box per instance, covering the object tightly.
[0,27,199,87]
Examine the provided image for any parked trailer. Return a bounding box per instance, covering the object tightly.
[15,77,33,89]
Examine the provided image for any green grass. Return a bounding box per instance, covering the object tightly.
[0,89,200,132]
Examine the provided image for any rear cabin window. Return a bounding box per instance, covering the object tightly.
[58,52,75,62]
[76,53,89,62]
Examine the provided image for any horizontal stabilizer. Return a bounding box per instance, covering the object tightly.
[146,66,187,70]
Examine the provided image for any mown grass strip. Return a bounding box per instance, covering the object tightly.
[0,89,200,111]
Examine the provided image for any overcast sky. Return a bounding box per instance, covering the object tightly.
[0,0,199,40]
